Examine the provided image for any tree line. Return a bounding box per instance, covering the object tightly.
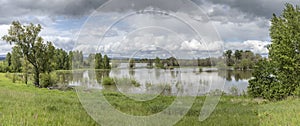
[223,50,262,70]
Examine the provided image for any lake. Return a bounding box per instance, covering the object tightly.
[57,63,252,96]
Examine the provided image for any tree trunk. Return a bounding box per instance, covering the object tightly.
[24,73,28,85]
[34,68,40,87]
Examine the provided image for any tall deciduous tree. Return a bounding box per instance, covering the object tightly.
[224,50,234,66]
[268,3,300,96]
[2,21,54,87]
[248,3,300,100]
[129,58,135,69]
[103,55,110,69]
[95,53,103,69]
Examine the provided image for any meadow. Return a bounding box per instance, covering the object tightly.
[0,73,299,126]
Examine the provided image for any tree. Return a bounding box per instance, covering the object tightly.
[248,3,300,100]
[234,50,242,64]
[166,57,179,67]
[2,21,54,87]
[53,49,69,70]
[269,3,300,97]
[155,57,164,68]
[224,50,234,66]
[129,58,135,69]
[72,50,84,69]
[103,55,110,69]
[22,58,30,84]
[11,46,22,72]
[232,50,261,70]
[6,52,11,67]
[95,53,103,69]
[147,59,153,68]
[68,51,73,70]
[87,53,95,67]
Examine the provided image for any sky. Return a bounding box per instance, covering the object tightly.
[0,0,298,58]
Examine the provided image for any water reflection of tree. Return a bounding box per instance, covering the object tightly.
[72,71,83,82]
[56,71,73,85]
[155,69,161,79]
[217,70,252,81]
[170,70,175,78]
[95,70,110,84]
[233,71,252,81]
[129,69,135,77]
[95,69,118,92]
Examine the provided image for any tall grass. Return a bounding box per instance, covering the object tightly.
[0,73,98,126]
[0,73,300,125]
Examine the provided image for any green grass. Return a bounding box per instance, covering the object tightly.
[0,73,98,126]
[0,73,300,125]
[258,97,300,126]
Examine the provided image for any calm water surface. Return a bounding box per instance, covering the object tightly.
[58,63,252,96]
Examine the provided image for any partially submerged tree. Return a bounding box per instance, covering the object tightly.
[95,53,110,69]
[129,58,135,69]
[95,53,103,69]
[103,55,110,69]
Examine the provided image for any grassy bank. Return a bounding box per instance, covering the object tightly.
[0,73,299,125]
[0,73,98,126]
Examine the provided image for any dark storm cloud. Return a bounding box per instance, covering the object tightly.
[0,0,107,24]
[206,0,299,19]
[1,0,296,25]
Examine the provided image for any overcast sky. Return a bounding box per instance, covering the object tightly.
[0,0,298,58]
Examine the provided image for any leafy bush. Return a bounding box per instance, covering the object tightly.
[130,79,141,87]
[40,72,58,88]
[102,77,115,85]
[114,77,141,87]
[292,86,300,97]
[229,86,239,96]
[248,59,287,100]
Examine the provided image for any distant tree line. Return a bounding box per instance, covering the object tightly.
[125,57,180,69]
[223,50,262,70]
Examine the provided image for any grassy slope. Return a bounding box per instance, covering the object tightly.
[0,73,299,126]
[0,73,98,126]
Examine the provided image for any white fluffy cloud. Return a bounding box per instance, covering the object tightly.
[225,40,270,54]
[0,25,12,55]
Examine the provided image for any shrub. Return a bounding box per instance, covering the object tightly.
[40,72,58,88]
[229,86,239,96]
[293,86,300,97]
[248,59,286,100]
[102,77,115,85]
[130,79,141,87]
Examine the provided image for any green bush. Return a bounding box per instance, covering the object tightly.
[229,86,239,96]
[114,77,141,87]
[102,77,115,85]
[12,73,17,83]
[40,72,58,88]
[248,59,287,100]
[292,86,300,97]
[130,79,141,87]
